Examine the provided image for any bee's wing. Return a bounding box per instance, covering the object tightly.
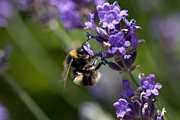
[60,57,73,92]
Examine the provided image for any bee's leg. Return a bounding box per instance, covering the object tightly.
[83,58,98,70]
[95,61,105,70]
[94,58,106,70]
[91,58,98,66]
[77,54,89,59]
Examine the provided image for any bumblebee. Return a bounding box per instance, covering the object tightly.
[60,42,103,91]
[71,59,102,86]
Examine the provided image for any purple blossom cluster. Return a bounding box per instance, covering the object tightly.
[0,0,14,28]
[1,0,108,29]
[50,0,106,30]
[17,0,57,23]
[113,74,166,120]
[83,1,144,73]
[82,2,167,119]
[149,13,180,50]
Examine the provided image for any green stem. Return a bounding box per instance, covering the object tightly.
[120,57,139,88]
[2,73,50,120]
[128,72,139,88]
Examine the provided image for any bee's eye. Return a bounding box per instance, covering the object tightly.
[80,48,84,52]
[77,48,86,57]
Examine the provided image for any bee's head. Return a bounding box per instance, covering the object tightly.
[76,47,88,58]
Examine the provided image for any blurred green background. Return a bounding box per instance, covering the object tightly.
[0,0,180,119]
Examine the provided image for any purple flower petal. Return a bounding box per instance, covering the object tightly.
[141,74,162,96]
[84,13,97,31]
[96,1,129,31]
[109,35,116,46]
[101,52,114,58]
[117,10,128,20]
[86,41,91,49]
[84,21,92,29]
[107,62,122,71]
[109,32,124,46]
[118,47,126,55]
[131,33,139,50]
[119,91,126,98]
[147,74,155,84]
[113,1,119,8]
[123,17,129,25]
[96,5,103,12]
[123,41,131,47]
[98,11,106,21]
[122,80,130,88]
[146,89,152,96]
[139,39,145,42]
[141,78,148,89]
[83,42,98,55]
[113,102,119,107]
[116,110,126,118]
[151,89,159,96]
[154,83,162,89]
[113,6,121,14]
[103,2,110,11]
[133,26,142,31]
[120,79,134,98]
[113,99,131,118]
[96,28,109,40]
[111,47,119,53]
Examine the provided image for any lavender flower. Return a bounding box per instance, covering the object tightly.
[17,0,57,24]
[113,98,131,118]
[0,0,14,28]
[79,1,166,120]
[83,1,144,73]
[50,0,107,31]
[109,32,130,55]
[149,13,180,50]
[123,49,137,69]
[84,13,98,31]
[141,74,162,96]
[113,74,166,120]
[96,1,128,29]
[83,42,98,56]
[0,103,9,120]
[155,108,166,120]
[84,2,143,39]
[119,79,134,99]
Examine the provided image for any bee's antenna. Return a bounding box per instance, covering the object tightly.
[81,38,91,47]
[81,32,97,46]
